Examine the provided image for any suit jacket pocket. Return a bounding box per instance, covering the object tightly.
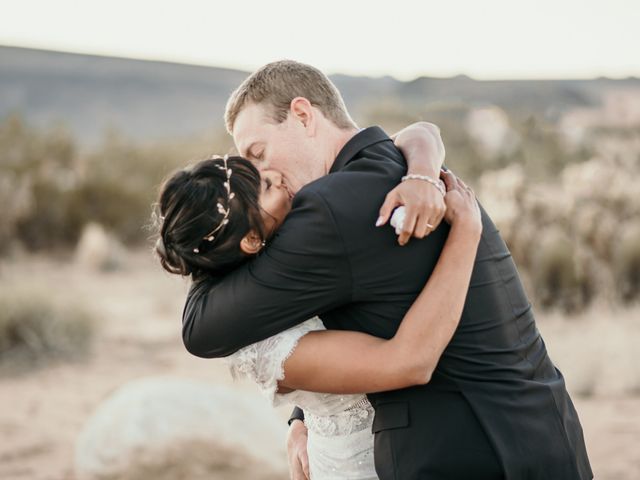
[372,401,409,433]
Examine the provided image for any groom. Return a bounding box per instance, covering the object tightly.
[182,60,592,479]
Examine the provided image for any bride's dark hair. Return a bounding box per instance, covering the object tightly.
[152,156,265,282]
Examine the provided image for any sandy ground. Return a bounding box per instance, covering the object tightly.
[0,250,638,479]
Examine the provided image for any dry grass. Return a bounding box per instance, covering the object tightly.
[537,303,640,398]
[0,285,95,374]
[77,439,284,480]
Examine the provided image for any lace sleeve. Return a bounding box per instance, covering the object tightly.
[224,317,325,405]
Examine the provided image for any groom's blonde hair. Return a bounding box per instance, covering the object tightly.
[224,60,356,134]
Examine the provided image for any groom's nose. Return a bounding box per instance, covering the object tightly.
[272,170,283,186]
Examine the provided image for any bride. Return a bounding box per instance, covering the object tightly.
[154,149,481,478]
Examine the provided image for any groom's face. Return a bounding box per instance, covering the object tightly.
[232,102,322,195]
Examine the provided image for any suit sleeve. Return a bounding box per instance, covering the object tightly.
[182,189,352,358]
[288,406,305,425]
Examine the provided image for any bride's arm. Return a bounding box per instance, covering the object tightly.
[382,122,447,246]
[392,121,445,177]
[278,171,481,394]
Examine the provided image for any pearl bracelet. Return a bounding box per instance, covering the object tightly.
[401,174,446,196]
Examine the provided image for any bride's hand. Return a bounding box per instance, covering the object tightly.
[286,420,310,479]
[441,170,482,235]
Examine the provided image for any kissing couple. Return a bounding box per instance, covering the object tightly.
[154,60,592,479]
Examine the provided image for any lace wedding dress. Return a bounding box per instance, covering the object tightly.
[225,317,378,480]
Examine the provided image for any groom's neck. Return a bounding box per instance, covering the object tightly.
[324,126,359,174]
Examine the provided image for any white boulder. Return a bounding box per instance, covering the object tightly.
[75,377,288,480]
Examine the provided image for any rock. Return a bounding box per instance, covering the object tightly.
[74,377,288,480]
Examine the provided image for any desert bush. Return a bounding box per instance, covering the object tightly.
[75,222,126,272]
[1,109,637,309]
[531,227,591,311]
[362,100,488,180]
[614,222,640,302]
[366,102,593,187]
[477,164,526,243]
[508,115,588,182]
[0,114,225,251]
[0,114,79,251]
[15,173,87,250]
[0,171,33,253]
[0,287,95,373]
[466,106,520,159]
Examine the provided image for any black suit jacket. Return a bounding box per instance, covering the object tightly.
[182,127,592,479]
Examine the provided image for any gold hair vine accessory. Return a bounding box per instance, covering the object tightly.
[193,155,235,253]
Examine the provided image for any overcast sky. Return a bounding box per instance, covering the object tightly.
[0,0,637,80]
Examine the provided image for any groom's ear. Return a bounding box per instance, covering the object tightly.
[240,230,264,255]
[289,97,316,134]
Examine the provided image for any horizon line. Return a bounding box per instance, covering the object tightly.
[2,42,639,84]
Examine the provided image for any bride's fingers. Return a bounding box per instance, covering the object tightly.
[414,213,435,238]
[456,177,475,197]
[440,170,457,192]
[398,207,419,245]
[450,175,464,194]
[301,450,310,479]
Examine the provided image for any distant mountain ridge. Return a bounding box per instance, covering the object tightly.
[1,45,638,145]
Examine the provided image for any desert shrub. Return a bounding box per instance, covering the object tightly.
[0,115,226,251]
[362,100,487,180]
[74,132,189,244]
[614,223,640,302]
[74,222,125,272]
[366,101,592,185]
[1,108,637,308]
[360,97,423,137]
[15,174,87,250]
[0,114,79,251]
[532,228,578,308]
[508,116,587,182]
[0,287,95,373]
[0,171,32,252]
